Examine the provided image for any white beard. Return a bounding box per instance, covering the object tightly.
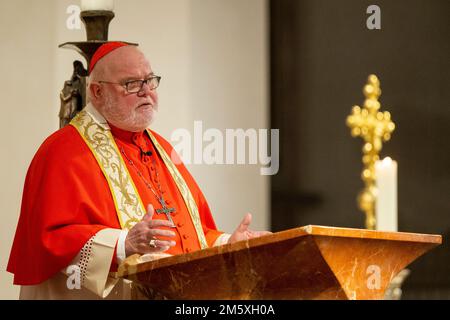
[102,92,158,132]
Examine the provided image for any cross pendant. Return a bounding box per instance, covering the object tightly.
[156,196,176,226]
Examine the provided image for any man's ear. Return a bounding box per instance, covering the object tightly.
[88,83,102,101]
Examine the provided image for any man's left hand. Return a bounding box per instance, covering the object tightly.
[228,213,272,244]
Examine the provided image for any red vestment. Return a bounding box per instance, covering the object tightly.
[7,123,222,285]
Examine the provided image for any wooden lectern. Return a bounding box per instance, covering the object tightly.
[117,226,441,300]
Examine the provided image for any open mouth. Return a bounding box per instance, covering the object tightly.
[138,102,153,108]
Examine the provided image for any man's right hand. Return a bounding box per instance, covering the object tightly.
[125,204,176,257]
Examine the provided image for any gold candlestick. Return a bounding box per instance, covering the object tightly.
[346,75,395,229]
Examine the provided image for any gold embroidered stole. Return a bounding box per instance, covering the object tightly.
[70,109,208,248]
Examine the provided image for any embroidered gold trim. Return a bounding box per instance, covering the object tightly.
[70,110,145,230]
[147,130,208,249]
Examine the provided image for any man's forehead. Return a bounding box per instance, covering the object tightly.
[114,61,152,76]
[103,47,153,78]
[113,69,153,83]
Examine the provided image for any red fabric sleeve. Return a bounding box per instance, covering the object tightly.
[7,126,122,285]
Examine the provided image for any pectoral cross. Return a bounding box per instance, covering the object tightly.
[156,195,176,226]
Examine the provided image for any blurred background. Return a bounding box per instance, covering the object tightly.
[270,0,449,299]
[0,0,448,299]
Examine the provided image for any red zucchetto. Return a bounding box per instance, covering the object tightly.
[89,41,130,74]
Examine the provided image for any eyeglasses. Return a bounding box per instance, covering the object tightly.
[98,76,161,93]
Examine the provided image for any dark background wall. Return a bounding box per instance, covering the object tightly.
[270,0,450,299]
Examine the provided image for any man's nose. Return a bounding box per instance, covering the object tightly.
[138,82,157,101]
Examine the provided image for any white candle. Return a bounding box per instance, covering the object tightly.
[81,0,114,11]
[375,157,398,232]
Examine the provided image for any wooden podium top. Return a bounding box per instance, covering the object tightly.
[117,225,441,300]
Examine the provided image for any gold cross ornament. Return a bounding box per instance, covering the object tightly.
[346,74,395,229]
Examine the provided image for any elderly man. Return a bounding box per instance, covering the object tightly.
[7,42,269,299]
